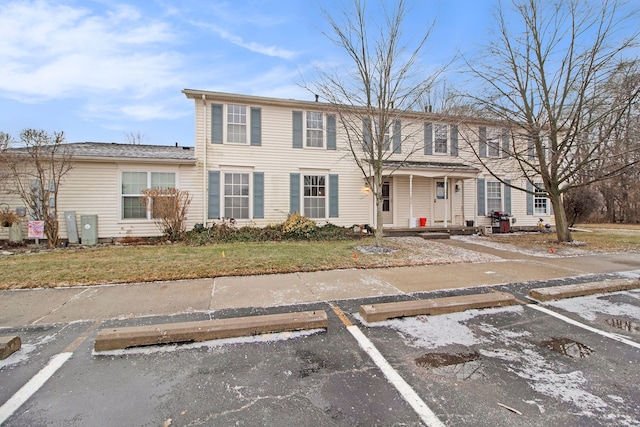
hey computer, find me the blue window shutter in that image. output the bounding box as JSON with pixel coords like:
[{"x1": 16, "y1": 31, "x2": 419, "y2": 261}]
[
  {"x1": 450, "y1": 124, "x2": 458, "y2": 156},
  {"x1": 329, "y1": 174, "x2": 339, "y2": 217},
  {"x1": 526, "y1": 181, "x2": 534, "y2": 215},
  {"x1": 479, "y1": 126, "x2": 487, "y2": 157},
  {"x1": 253, "y1": 172, "x2": 264, "y2": 218},
  {"x1": 211, "y1": 104, "x2": 223, "y2": 144},
  {"x1": 504, "y1": 179, "x2": 511, "y2": 214},
  {"x1": 424, "y1": 122, "x2": 433, "y2": 155},
  {"x1": 363, "y1": 118, "x2": 371, "y2": 151},
  {"x1": 250, "y1": 107, "x2": 261, "y2": 146},
  {"x1": 289, "y1": 173, "x2": 300, "y2": 214},
  {"x1": 393, "y1": 120, "x2": 401, "y2": 154},
  {"x1": 208, "y1": 171, "x2": 220, "y2": 219},
  {"x1": 327, "y1": 115, "x2": 336, "y2": 150},
  {"x1": 502, "y1": 128, "x2": 510, "y2": 157},
  {"x1": 528, "y1": 139, "x2": 535, "y2": 159},
  {"x1": 292, "y1": 111, "x2": 303, "y2": 148},
  {"x1": 477, "y1": 178, "x2": 485, "y2": 216}
]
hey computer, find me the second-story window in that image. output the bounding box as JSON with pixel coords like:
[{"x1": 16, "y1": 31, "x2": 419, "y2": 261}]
[
  {"x1": 434, "y1": 124, "x2": 448, "y2": 154},
  {"x1": 227, "y1": 104, "x2": 247, "y2": 143},
  {"x1": 306, "y1": 112, "x2": 324, "y2": 148},
  {"x1": 487, "y1": 127, "x2": 501, "y2": 157}
]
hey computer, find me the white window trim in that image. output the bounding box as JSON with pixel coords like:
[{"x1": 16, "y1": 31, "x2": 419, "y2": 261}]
[
  {"x1": 302, "y1": 173, "x2": 328, "y2": 219},
  {"x1": 485, "y1": 181, "x2": 503, "y2": 213},
  {"x1": 487, "y1": 127, "x2": 501, "y2": 158},
  {"x1": 533, "y1": 183, "x2": 549, "y2": 215},
  {"x1": 120, "y1": 171, "x2": 179, "y2": 221},
  {"x1": 304, "y1": 111, "x2": 325, "y2": 149},
  {"x1": 221, "y1": 171, "x2": 253, "y2": 220},
  {"x1": 226, "y1": 104, "x2": 248, "y2": 144},
  {"x1": 433, "y1": 123, "x2": 449, "y2": 155}
]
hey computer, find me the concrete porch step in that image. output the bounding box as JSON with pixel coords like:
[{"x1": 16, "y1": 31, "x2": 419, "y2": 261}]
[{"x1": 418, "y1": 232, "x2": 450, "y2": 240}]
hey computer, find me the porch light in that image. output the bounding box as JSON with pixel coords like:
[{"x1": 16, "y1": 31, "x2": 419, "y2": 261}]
[{"x1": 362, "y1": 186, "x2": 371, "y2": 194}]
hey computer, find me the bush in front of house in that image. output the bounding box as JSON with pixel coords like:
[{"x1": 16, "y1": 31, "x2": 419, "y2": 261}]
[{"x1": 184, "y1": 214, "x2": 360, "y2": 245}]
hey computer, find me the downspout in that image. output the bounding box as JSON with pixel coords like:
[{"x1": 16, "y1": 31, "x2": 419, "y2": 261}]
[{"x1": 202, "y1": 94, "x2": 207, "y2": 224}]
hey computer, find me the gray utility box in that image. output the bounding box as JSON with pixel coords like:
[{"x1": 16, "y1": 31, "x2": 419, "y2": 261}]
[{"x1": 80, "y1": 215, "x2": 98, "y2": 245}]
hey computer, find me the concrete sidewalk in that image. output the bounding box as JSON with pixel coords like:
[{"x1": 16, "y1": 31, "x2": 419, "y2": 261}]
[{"x1": 1, "y1": 244, "x2": 639, "y2": 328}]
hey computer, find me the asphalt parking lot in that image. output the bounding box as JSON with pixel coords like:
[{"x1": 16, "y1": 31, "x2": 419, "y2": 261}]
[{"x1": 1, "y1": 279, "x2": 639, "y2": 427}]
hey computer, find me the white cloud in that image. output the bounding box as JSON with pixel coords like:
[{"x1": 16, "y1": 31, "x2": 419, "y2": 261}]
[
  {"x1": 0, "y1": 0, "x2": 184, "y2": 104},
  {"x1": 189, "y1": 20, "x2": 297, "y2": 60}
]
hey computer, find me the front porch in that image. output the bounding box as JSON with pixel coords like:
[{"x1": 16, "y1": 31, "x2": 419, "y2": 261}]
[{"x1": 383, "y1": 225, "x2": 481, "y2": 239}]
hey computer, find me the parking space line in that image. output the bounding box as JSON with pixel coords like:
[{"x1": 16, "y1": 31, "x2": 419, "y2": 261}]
[
  {"x1": 330, "y1": 303, "x2": 444, "y2": 426},
  {"x1": 346, "y1": 325, "x2": 445, "y2": 427},
  {"x1": 526, "y1": 304, "x2": 640, "y2": 349},
  {"x1": 0, "y1": 352, "x2": 72, "y2": 424}
]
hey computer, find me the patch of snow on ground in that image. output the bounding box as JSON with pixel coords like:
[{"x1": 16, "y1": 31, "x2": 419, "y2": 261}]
[
  {"x1": 545, "y1": 292, "x2": 640, "y2": 322},
  {"x1": 364, "y1": 305, "x2": 523, "y2": 349},
  {"x1": 93, "y1": 328, "x2": 325, "y2": 357},
  {"x1": 482, "y1": 347, "x2": 608, "y2": 416},
  {"x1": 0, "y1": 333, "x2": 58, "y2": 369}
]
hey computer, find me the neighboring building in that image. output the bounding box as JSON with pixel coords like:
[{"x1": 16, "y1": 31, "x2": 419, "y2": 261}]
[
  {"x1": 0, "y1": 90, "x2": 554, "y2": 243},
  {"x1": 182, "y1": 89, "x2": 554, "y2": 231},
  {"x1": 0, "y1": 143, "x2": 200, "y2": 241}
]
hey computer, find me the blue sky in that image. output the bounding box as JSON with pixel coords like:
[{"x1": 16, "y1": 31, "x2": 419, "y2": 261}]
[{"x1": 0, "y1": 0, "x2": 632, "y2": 147}]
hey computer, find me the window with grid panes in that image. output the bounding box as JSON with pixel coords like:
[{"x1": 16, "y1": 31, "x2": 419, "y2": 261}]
[
  {"x1": 306, "y1": 112, "x2": 323, "y2": 147},
  {"x1": 486, "y1": 181, "x2": 502, "y2": 213},
  {"x1": 224, "y1": 173, "x2": 249, "y2": 219},
  {"x1": 487, "y1": 127, "x2": 500, "y2": 157},
  {"x1": 534, "y1": 185, "x2": 548, "y2": 215},
  {"x1": 303, "y1": 175, "x2": 326, "y2": 218},
  {"x1": 227, "y1": 104, "x2": 247, "y2": 143},
  {"x1": 434, "y1": 124, "x2": 448, "y2": 153}
]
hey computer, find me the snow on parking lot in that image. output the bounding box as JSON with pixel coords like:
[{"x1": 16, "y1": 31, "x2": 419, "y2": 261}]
[
  {"x1": 545, "y1": 290, "x2": 640, "y2": 322},
  {"x1": 362, "y1": 305, "x2": 638, "y2": 423}
]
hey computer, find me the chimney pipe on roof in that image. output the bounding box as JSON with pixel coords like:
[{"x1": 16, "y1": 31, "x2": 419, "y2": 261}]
[{"x1": 315, "y1": 94, "x2": 319, "y2": 102}]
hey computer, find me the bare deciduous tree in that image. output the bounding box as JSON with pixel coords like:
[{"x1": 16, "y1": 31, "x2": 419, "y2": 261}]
[
  {"x1": 462, "y1": 0, "x2": 639, "y2": 241},
  {"x1": 142, "y1": 187, "x2": 192, "y2": 241},
  {"x1": 4, "y1": 130, "x2": 73, "y2": 247},
  {"x1": 124, "y1": 131, "x2": 147, "y2": 145},
  {"x1": 307, "y1": 0, "x2": 444, "y2": 246}
]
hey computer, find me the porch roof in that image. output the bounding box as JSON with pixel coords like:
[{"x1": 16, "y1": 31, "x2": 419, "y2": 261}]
[{"x1": 373, "y1": 160, "x2": 481, "y2": 179}]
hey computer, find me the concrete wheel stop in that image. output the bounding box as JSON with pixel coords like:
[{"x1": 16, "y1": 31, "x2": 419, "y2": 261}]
[
  {"x1": 0, "y1": 336, "x2": 21, "y2": 360},
  {"x1": 359, "y1": 291, "x2": 516, "y2": 323},
  {"x1": 94, "y1": 310, "x2": 328, "y2": 352},
  {"x1": 528, "y1": 279, "x2": 640, "y2": 302}
]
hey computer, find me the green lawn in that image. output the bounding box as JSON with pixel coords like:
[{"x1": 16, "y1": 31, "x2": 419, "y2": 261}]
[{"x1": 0, "y1": 238, "x2": 415, "y2": 289}]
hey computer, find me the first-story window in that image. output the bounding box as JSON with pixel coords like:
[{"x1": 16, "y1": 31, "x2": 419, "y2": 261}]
[
  {"x1": 224, "y1": 173, "x2": 249, "y2": 219},
  {"x1": 534, "y1": 185, "x2": 548, "y2": 215},
  {"x1": 486, "y1": 181, "x2": 502, "y2": 212},
  {"x1": 304, "y1": 175, "x2": 326, "y2": 218},
  {"x1": 121, "y1": 171, "x2": 176, "y2": 219}
]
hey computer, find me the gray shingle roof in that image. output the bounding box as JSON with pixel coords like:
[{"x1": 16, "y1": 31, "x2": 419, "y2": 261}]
[{"x1": 63, "y1": 142, "x2": 196, "y2": 161}]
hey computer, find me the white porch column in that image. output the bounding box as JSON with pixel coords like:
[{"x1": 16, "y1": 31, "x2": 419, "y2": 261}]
[
  {"x1": 444, "y1": 176, "x2": 448, "y2": 227},
  {"x1": 409, "y1": 175, "x2": 413, "y2": 227}
]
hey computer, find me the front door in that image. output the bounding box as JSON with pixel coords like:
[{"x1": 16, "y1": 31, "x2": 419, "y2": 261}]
[
  {"x1": 434, "y1": 180, "x2": 449, "y2": 224},
  {"x1": 382, "y1": 180, "x2": 393, "y2": 225}
]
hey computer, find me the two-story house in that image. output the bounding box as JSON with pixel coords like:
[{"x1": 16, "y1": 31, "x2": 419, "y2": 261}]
[{"x1": 182, "y1": 89, "x2": 554, "y2": 232}]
